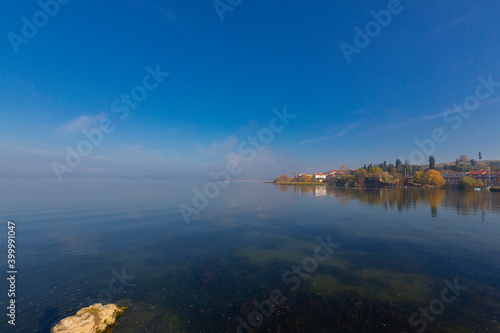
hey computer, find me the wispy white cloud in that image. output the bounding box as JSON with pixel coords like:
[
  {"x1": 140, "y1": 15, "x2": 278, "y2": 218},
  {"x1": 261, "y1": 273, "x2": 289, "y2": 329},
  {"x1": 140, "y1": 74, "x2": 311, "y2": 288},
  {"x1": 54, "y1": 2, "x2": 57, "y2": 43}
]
[
  {"x1": 58, "y1": 113, "x2": 106, "y2": 133},
  {"x1": 434, "y1": 15, "x2": 470, "y2": 34},
  {"x1": 349, "y1": 113, "x2": 440, "y2": 139},
  {"x1": 417, "y1": 4, "x2": 481, "y2": 38},
  {"x1": 193, "y1": 135, "x2": 239, "y2": 157},
  {"x1": 30, "y1": 148, "x2": 63, "y2": 156},
  {"x1": 355, "y1": 107, "x2": 378, "y2": 116},
  {"x1": 125, "y1": 143, "x2": 144, "y2": 151},
  {"x1": 351, "y1": 97, "x2": 500, "y2": 139},
  {"x1": 295, "y1": 122, "x2": 361, "y2": 145},
  {"x1": 295, "y1": 135, "x2": 336, "y2": 146},
  {"x1": 336, "y1": 122, "x2": 360, "y2": 138},
  {"x1": 127, "y1": 1, "x2": 179, "y2": 24},
  {"x1": 479, "y1": 96, "x2": 500, "y2": 109}
]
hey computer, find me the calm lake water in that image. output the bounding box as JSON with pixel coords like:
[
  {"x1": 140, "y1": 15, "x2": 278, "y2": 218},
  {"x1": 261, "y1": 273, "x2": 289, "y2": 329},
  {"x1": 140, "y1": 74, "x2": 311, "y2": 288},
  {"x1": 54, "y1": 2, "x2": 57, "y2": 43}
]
[{"x1": 1, "y1": 179, "x2": 499, "y2": 332}]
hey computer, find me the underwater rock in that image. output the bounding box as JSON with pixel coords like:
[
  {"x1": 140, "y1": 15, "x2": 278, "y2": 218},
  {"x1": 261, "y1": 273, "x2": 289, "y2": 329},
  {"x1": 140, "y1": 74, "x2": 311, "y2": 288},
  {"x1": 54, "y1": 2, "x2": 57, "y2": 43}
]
[{"x1": 51, "y1": 303, "x2": 127, "y2": 333}]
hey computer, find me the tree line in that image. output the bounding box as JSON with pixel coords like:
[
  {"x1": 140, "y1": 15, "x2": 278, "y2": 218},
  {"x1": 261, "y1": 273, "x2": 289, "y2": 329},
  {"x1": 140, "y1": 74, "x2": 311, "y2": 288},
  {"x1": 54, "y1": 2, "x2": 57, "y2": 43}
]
[{"x1": 274, "y1": 156, "x2": 487, "y2": 190}]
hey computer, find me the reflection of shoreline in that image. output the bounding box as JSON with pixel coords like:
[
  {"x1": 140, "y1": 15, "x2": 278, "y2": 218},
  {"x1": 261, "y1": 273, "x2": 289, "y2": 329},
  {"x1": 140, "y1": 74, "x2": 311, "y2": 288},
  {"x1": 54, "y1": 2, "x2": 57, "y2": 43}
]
[
  {"x1": 274, "y1": 185, "x2": 500, "y2": 218},
  {"x1": 314, "y1": 186, "x2": 327, "y2": 197},
  {"x1": 335, "y1": 188, "x2": 500, "y2": 218},
  {"x1": 275, "y1": 184, "x2": 328, "y2": 197}
]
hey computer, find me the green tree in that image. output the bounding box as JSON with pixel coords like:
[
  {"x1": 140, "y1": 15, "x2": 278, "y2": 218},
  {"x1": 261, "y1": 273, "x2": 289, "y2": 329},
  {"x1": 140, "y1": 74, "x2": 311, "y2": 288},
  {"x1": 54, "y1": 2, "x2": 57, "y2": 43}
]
[
  {"x1": 337, "y1": 175, "x2": 355, "y2": 188},
  {"x1": 405, "y1": 161, "x2": 413, "y2": 176},
  {"x1": 429, "y1": 156, "x2": 436, "y2": 170},
  {"x1": 459, "y1": 177, "x2": 484, "y2": 190},
  {"x1": 390, "y1": 169, "x2": 403, "y2": 178},
  {"x1": 413, "y1": 171, "x2": 424, "y2": 184},
  {"x1": 369, "y1": 166, "x2": 383, "y2": 175},
  {"x1": 354, "y1": 168, "x2": 368, "y2": 187},
  {"x1": 396, "y1": 159, "x2": 403, "y2": 172}
]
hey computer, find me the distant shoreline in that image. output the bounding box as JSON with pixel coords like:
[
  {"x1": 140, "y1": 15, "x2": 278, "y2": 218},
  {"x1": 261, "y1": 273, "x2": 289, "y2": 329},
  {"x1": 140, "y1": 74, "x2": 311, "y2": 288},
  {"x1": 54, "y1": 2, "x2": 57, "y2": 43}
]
[
  {"x1": 274, "y1": 182, "x2": 327, "y2": 186},
  {"x1": 229, "y1": 179, "x2": 274, "y2": 182},
  {"x1": 272, "y1": 182, "x2": 500, "y2": 191}
]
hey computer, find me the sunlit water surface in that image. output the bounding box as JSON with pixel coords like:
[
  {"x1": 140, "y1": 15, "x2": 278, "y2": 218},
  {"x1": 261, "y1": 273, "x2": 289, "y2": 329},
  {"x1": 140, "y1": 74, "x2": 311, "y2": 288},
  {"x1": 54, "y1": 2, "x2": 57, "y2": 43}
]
[{"x1": 1, "y1": 179, "x2": 499, "y2": 332}]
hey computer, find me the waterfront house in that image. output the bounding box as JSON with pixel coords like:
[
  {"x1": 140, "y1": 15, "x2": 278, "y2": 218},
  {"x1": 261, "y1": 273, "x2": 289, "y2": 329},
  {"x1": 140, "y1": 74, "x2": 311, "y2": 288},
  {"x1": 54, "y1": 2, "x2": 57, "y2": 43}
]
[
  {"x1": 313, "y1": 173, "x2": 327, "y2": 181},
  {"x1": 441, "y1": 172, "x2": 467, "y2": 186},
  {"x1": 328, "y1": 170, "x2": 343, "y2": 177},
  {"x1": 466, "y1": 170, "x2": 495, "y2": 185}
]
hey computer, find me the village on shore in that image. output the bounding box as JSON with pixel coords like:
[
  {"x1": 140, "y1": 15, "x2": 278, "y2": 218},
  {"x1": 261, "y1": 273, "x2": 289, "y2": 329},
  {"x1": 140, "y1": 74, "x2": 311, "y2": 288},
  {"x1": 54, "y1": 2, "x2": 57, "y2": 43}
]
[{"x1": 274, "y1": 155, "x2": 500, "y2": 191}]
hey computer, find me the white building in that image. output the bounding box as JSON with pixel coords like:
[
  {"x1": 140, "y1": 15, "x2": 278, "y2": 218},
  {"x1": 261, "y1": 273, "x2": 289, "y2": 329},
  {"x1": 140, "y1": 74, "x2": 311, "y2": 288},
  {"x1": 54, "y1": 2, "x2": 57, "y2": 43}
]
[{"x1": 313, "y1": 173, "x2": 327, "y2": 181}]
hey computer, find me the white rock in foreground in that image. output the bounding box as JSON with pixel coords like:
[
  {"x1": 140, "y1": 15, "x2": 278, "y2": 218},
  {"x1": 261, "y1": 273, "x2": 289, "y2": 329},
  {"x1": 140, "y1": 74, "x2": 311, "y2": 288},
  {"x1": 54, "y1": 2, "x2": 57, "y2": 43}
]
[{"x1": 51, "y1": 303, "x2": 127, "y2": 333}]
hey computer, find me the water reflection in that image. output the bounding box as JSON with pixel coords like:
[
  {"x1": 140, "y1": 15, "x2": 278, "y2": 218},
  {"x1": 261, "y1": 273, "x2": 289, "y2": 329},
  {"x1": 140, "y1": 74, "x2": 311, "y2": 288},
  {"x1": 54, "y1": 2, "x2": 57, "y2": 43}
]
[
  {"x1": 276, "y1": 185, "x2": 329, "y2": 197},
  {"x1": 289, "y1": 187, "x2": 500, "y2": 219},
  {"x1": 3, "y1": 180, "x2": 500, "y2": 332}
]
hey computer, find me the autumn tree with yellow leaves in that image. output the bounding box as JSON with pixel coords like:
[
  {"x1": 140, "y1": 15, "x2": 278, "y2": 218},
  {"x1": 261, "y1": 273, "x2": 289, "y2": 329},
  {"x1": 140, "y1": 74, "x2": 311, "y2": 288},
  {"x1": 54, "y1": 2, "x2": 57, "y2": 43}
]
[{"x1": 413, "y1": 170, "x2": 445, "y2": 187}]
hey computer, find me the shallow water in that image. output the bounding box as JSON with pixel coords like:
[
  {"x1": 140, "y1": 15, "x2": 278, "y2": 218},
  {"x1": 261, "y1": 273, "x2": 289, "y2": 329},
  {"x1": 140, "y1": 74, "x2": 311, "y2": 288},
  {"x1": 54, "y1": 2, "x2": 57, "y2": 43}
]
[{"x1": 1, "y1": 179, "x2": 499, "y2": 332}]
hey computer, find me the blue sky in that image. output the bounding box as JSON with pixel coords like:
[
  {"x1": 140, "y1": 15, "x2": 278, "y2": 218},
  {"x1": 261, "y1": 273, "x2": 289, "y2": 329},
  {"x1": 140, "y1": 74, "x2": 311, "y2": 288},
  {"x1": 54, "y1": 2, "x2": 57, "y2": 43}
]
[{"x1": 1, "y1": 0, "x2": 500, "y2": 180}]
